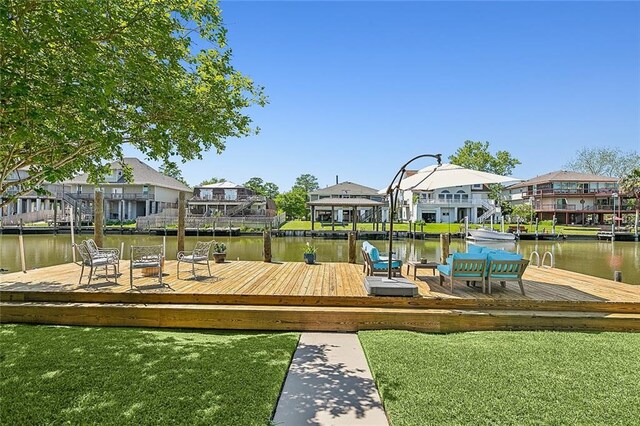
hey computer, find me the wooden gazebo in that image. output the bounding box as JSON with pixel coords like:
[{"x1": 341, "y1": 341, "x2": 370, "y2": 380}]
[{"x1": 307, "y1": 197, "x2": 386, "y2": 231}]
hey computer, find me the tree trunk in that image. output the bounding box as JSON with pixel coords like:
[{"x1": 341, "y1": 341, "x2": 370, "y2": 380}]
[
  {"x1": 94, "y1": 190, "x2": 104, "y2": 248},
  {"x1": 177, "y1": 192, "x2": 186, "y2": 253}
]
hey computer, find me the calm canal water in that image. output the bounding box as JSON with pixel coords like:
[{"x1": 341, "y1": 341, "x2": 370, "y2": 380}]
[{"x1": 0, "y1": 235, "x2": 638, "y2": 284}]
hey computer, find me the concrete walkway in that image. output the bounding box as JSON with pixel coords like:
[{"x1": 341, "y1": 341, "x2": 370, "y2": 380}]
[{"x1": 272, "y1": 333, "x2": 388, "y2": 426}]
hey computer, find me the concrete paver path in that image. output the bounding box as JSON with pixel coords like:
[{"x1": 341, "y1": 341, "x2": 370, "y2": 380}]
[{"x1": 273, "y1": 332, "x2": 388, "y2": 426}]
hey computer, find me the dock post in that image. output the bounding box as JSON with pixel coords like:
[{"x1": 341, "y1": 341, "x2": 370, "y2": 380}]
[
  {"x1": 614, "y1": 271, "x2": 622, "y2": 282},
  {"x1": 19, "y1": 219, "x2": 26, "y2": 273},
  {"x1": 440, "y1": 233, "x2": 450, "y2": 265},
  {"x1": 94, "y1": 190, "x2": 104, "y2": 248},
  {"x1": 348, "y1": 232, "x2": 356, "y2": 264},
  {"x1": 177, "y1": 191, "x2": 186, "y2": 253},
  {"x1": 263, "y1": 229, "x2": 272, "y2": 262}
]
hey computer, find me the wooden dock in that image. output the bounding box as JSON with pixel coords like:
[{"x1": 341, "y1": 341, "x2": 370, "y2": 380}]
[{"x1": 1, "y1": 261, "x2": 639, "y2": 332}]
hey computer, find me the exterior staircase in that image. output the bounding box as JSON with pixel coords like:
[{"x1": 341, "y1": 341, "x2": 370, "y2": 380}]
[
  {"x1": 477, "y1": 199, "x2": 497, "y2": 224},
  {"x1": 226, "y1": 197, "x2": 262, "y2": 217}
]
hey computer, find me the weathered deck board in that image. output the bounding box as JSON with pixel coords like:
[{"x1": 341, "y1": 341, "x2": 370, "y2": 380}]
[
  {"x1": 1, "y1": 260, "x2": 639, "y2": 302},
  {"x1": 2, "y1": 261, "x2": 640, "y2": 332}
]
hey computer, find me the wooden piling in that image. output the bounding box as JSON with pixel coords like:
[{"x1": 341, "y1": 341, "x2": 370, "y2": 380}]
[
  {"x1": 348, "y1": 232, "x2": 357, "y2": 264},
  {"x1": 94, "y1": 190, "x2": 104, "y2": 248},
  {"x1": 177, "y1": 192, "x2": 186, "y2": 253},
  {"x1": 614, "y1": 271, "x2": 622, "y2": 282},
  {"x1": 263, "y1": 230, "x2": 272, "y2": 262},
  {"x1": 440, "y1": 233, "x2": 450, "y2": 265}
]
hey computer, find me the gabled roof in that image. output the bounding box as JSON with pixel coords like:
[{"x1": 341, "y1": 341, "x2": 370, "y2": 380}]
[
  {"x1": 64, "y1": 158, "x2": 192, "y2": 192},
  {"x1": 311, "y1": 181, "x2": 381, "y2": 197},
  {"x1": 508, "y1": 170, "x2": 618, "y2": 189},
  {"x1": 198, "y1": 181, "x2": 244, "y2": 189}
]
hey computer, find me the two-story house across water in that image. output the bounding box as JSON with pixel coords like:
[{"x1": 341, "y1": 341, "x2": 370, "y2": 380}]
[
  {"x1": 63, "y1": 157, "x2": 192, "y2": 221},
  {"x1": 505, "y1": 170, "x2": 627, "y2": 225},
  {"x1": 188, "y1": 181, "x2": 276, "y2": 217}
]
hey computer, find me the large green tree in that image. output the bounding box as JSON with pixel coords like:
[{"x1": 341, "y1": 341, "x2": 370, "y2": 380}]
[
  {"x1": 244, "y1": 177, "x2": 279, "y2": 199},
  {"x1": 293, "y1": 174, "x2": 319, "y2": 193},
  {"x1": 1, "y1": 0, "x2": 266, "y2": 207},
  {"x1": 620, "y1": 167, "x2": 640, "y2": 235},
  {"x1": 275, "y1": 188, "x2": 308, "y2": 219},
  {"x1": 159, "y1": 161, "x2": 188, "y2": 186},
  {"x1": 564, "y1": 147, "x2": 639, "y2": 178},
  {"x1": 449, "y1": 141, "x2": 521, "y2": 176}
]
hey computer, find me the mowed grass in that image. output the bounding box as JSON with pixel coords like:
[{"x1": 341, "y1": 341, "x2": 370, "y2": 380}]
[
  {"x1": 0, "y1": 325, "x2": 298, "y2": 425},
  {"x1": 360, "y1": 330, "x2": 640, "y2": 425}
]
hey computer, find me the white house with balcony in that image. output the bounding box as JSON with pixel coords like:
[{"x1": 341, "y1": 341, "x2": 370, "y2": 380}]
[
  {"x1": 63, "y1": 157, "x2": 192, "y2": 220},
  {"x1": 396, "y1": 164, "x2": 521, "y2": 224}
]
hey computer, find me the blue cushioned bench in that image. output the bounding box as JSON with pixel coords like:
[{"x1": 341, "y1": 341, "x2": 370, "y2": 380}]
[{"x1": 437, "y1": 244, "x2": 529, "y2": 294}]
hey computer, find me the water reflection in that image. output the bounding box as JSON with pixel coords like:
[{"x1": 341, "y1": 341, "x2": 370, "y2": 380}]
[{"x1": 0, "y1": 235, "x2": 638, "y2": 284}]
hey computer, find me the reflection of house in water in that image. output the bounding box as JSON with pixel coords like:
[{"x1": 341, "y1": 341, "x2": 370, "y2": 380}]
[{"x1": 189, "y1": 182, "x2": 276, "y2": 217}]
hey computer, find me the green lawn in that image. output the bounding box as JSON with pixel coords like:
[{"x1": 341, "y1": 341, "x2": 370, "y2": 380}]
[
  {"x1": 0, "y1": 325, "x2": 298, "y2": 425},
  {"x1": 280, "y1": 220, "x2": 462, "y2": 233},
  {"x1": 360, "y1": 330, "x2": 640, "y2": 425},
  {"x1": 279, "y1": 220, "x2": 600, "y2": 235}
]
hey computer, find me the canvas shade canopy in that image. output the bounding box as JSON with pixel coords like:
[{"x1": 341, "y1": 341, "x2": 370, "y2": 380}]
[{"x1": 393, "y1": 163, "x2": 521, "y2": 191}]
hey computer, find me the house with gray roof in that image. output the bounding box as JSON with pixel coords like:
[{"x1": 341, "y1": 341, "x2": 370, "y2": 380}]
[
  {"x1": 505, "y1": 170, "x2": 626, "y2": 225},
  {"x1": 308, "y1": 181, "x2": 386, "y2": 225},
  {"x1": 63, "y1": 158, "x2": 192, "y2": 220}
]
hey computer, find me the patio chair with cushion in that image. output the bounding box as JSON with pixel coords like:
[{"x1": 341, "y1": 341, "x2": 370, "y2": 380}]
[
  {"x1": 437, "y1": 252, "x2": 487, "y2": 293},
  {"x1": 84, "y1": 239, "x2": 120, "y2": 273},
  {"x1": 130, "y1": 245, "x2": 164, "y2": 288},
  {"x1": 177, "y1": 240, "x2": 214, "y2": 279},
  {"x1": 74, "y1": 242, "x2": 119, "y2": 285}
]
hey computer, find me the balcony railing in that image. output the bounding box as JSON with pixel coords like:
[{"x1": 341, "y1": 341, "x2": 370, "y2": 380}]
[
  {"x1": 59, "y1": 192, "x2": 154, "y2": 201},
  {"x1": 418, "y1": 198, "x2": 486, "y2": 205},
  {"x1": 535, "y1": 203, "x2": 634, "y2": 212},
  {"x1": 522, "y1": 188, "x2": 619, "y2": 197},
  {"x1": 189, "y1": 195, "x2": 266, "y2": 203}
]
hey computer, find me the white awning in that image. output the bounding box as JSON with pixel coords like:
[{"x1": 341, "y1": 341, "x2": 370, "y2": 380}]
[{"x1": 385, "y1": 164, "x2": 521, "y2": 192}]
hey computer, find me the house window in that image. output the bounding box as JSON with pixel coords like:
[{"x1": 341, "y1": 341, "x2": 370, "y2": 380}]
[
  {"x1": 472, "y1": 184, "x2": 483, "y2": 190},
  {"x1": 142, "y1": 185, "x2": 149, "y2": 195}
]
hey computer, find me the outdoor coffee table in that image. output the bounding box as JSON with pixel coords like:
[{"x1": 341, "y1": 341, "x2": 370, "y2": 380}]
[{"x1": 406, "y1": 260, "x2": 439, "y2": 279}]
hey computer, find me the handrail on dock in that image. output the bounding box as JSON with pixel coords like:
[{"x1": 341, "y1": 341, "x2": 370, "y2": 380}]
[
  {"x1": 528, "y1": 251, "x2": 540, "y2": 267},
  {"x1": 541, "y1": 251, "x2": 555, "y2": 269}
]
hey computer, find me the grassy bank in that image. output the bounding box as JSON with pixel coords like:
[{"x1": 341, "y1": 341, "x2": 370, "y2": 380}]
[
  {"x1": 279, "y1": 220, "x2": 600, "y2": 235},
  {"x1": 0, "y1": 325, "x2": 298, "y2": 425},
  {"x1": 360, "y1": 330, "x2": 640, "y2": 425}
]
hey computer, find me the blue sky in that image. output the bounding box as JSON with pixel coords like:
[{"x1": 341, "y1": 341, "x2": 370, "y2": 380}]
[{"x1": 124, "y1": 1, "x2": 639, "y2": 191}]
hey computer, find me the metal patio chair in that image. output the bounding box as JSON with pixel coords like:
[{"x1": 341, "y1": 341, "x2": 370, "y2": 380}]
[
  {"x1": 84, "y1": 239, "x2": 120, "y2": 273},
  {"x1": 74, "y1": 242, "x2": 119, "y2": 285},
  {"x1": 130, "y1": 245, "x2": 164, "y2": 288},
  {"x1": 177, "y1": 240, "x2": 214, "y2": 279}
]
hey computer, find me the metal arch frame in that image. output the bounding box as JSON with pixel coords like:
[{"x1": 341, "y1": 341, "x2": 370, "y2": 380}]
[{"x1": 385, "y1": 154, "x2": 442, "y2": 279}]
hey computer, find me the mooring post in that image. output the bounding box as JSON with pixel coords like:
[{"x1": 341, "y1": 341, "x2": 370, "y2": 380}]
[
  {"x1": 263, "y1": 229, "x2": 272, "y2": 262},
  {"x1": 614, "y1": 271, "x2": 622, "y2": 282},
  {"x1": 440, "y1": 233, "x2": 450, "y2": 265},
  {"x1": 348, "y1": 231, "x2": 357, "y2": 264},
  {"x1": 94, "y1": 189, "x2": 104, "y2": 248},
  {"x1": 177, "y1": 191, "x2": 186, "y2": 253},
  {"x1": 19, "y1": 219, "x2": 26, "y2": 273}
]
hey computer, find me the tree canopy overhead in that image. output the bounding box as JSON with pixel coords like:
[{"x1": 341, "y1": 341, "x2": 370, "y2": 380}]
[
  {"x1": 449, "y1": 141, "x2": 521, "y2": 176},
  {"x1": 564, "y1": 147, "x2": 639, "y2": 178},
  {"x1": 1, "y1": 0, "x2": 266, "y2": 206}
]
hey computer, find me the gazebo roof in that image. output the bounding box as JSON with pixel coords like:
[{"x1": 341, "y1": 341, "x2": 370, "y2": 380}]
[{"x1": 307, "y1": 197, "x2": 385, "y2": 207}]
